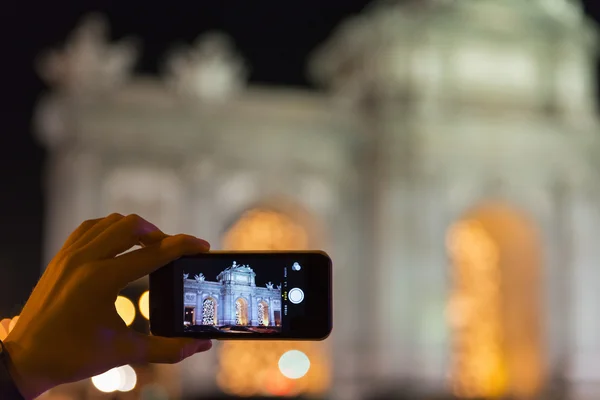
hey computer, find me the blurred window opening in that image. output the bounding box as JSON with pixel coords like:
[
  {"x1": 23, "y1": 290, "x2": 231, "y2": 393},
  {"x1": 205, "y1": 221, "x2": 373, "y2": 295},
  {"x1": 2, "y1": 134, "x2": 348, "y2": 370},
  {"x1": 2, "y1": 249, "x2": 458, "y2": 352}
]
[{"x1": 446, "y1": 203, "x2": 544, "y2": 399}]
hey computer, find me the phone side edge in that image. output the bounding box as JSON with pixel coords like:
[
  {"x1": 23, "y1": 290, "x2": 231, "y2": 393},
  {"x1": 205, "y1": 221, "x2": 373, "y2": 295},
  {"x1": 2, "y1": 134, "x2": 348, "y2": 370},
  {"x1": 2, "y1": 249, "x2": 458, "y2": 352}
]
[{"x1": 149, "y1": 262, "x2": 176, "y2": 337}]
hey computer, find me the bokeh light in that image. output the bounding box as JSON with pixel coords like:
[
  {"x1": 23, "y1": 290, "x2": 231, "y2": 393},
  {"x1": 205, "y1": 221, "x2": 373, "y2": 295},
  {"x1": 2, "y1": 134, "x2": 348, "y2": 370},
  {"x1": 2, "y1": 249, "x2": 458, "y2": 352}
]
[
  {"x1": 446, "y1": 206, "x2": 544, "y2": 399},
  {"x1": 91, "y1": 367, "x2": 124, "y2": 393},
  {"x1": 222, "y1": 209, "x2": 309, "y2": 251},
  {"x1": 139, "y1": 290, "x2": 150, "y2": 320},
  {"x1": 118, "y1": 365, "x2": 137, "y2": 392},
  {"x1": 278, "y1": 350, "x2": 311, "y2": 379},
  {"x1": 91, "y1": 365, "x2": 137, "y2": 393},
  {"x1": 447, "y1": 219, "x2": 506, "y2": 398},
  {"x1": 115, "y1": 296, "x2": 136, "y2": 326}
]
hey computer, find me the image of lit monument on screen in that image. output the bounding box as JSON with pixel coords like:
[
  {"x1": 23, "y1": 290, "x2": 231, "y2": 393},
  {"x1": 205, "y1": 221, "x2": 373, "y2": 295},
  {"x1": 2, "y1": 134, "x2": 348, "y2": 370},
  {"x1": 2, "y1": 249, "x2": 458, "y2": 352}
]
[{"x1": 183, "y1": 261, "x2": 282, "y2": 333}]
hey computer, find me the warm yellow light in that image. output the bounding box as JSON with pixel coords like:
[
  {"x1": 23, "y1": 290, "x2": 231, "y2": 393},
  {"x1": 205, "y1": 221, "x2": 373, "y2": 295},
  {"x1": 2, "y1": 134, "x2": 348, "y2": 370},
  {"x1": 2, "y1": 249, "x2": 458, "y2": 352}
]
[
  {"x1": 222, "y1": 209, "x2": 309, "y2": 251},
  {"x1": 448, "y1": 205, "x2": 546, "y2": 399},
  {"x1": 115, "y1": 296, "x2": 136, "y2": 326},
  {"x1": 0, "y1": 324, "x2": 7, "y2": 341},
  {"x1": 91, "y1": 364, "x2": 137, "y2": 393},
  {"x1": 447, "y1": 219, "x2": 507, "y2": 398},
  {"x1": 8, "y1": 316, "x2": 19, "y2": 333},
  {"x1": 139, "y1": 291, "x2": 150, "y2": 320},
  {"x1": 218, "y1": 341, "x2": 327, "y2": 397}
]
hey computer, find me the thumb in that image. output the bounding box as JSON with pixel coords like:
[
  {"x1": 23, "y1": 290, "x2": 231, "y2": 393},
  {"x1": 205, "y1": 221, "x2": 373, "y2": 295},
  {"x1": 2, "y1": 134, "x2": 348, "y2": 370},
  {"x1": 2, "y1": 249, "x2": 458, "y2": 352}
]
[{"x1": 139, "y1": 336, "x2": 212, "y2": 364}]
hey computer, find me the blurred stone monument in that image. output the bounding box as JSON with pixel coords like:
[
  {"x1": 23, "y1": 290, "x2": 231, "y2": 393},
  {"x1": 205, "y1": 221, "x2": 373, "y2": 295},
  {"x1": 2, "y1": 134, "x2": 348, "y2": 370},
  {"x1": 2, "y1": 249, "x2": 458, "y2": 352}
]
[{"x1": 35, "y1": 1, "x2": 600, "y2": 399}]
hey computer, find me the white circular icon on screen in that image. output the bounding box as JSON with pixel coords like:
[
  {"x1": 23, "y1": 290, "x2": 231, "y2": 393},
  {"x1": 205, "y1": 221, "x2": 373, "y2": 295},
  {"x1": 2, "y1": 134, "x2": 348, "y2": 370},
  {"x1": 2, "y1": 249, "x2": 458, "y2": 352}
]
[
  {"x1": 292, "y1": 262, "x2": 301, "y2": 271},
  {"x1": 288, "y1": 288, "x2": 304, "y2": 304}
]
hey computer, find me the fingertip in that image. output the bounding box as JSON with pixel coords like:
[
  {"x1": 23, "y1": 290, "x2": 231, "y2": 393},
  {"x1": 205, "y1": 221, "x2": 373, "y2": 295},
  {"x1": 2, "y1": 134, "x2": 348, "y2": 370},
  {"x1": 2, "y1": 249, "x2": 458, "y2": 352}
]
[
  {"x1": 197, "y1": 238, "x2": 210, "y2": 250},
  {"x1": 180, "y1": 339, "x2": 212, "y2": 359},
  {"x1": 195, "y1": 339, "x2": 212, "y2": 352}
]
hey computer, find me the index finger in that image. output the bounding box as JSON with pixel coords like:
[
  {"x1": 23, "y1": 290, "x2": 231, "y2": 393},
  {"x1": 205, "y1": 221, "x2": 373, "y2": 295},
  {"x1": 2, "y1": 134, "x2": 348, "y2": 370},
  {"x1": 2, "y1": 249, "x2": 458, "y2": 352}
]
[
  {"x1": 81, "y1": 214, "x2": 168, "y2": 260},
  {"x1": 102, "y1": 234, "x2": 210, "y2": 287},
  {"x1": 60, "y1": 218, "x2": 103, "y2": 252}
]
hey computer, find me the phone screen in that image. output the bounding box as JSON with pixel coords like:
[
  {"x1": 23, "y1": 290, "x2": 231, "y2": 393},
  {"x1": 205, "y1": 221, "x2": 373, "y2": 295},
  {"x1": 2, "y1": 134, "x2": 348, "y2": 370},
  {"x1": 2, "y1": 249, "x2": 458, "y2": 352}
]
[{"x1": 152, "y1": 251, "x2": 331, "y2": 339}]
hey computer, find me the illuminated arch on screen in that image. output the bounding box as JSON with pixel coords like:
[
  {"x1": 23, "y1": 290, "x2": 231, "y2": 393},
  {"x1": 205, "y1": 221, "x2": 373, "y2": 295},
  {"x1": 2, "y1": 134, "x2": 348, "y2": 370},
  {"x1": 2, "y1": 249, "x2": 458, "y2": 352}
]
[
  {"x1": 202, "y1": 297, "x2": 217, "y2": 326},
  {"x1": 258, "y1": 301, "x2": 270, "y2": 326},
  {"x1": 235, "y1": 297, "x2": 249, "y2": 326}
]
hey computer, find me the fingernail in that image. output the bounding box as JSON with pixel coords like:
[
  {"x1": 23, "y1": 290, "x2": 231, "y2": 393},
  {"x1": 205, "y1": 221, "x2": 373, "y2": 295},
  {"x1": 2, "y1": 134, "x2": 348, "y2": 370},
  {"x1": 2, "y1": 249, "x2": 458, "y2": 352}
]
[
  {"x1": 141, "y1": 222, "x2": 161, "y2": 235},
  {"x1": 196, "y1": 238, "x2": 210, "y2": 249},
  {"x1": 145, "y1": 229, "x2": 167, "y2": 239},
  {"x1": 197, "y1": 340, "x2": 212, "y2": 352}
]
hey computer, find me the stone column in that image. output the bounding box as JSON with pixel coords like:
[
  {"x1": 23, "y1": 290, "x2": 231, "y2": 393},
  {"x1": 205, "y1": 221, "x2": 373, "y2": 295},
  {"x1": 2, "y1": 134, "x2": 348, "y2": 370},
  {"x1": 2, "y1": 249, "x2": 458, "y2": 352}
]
[
  {"x1": 181, "y1": 158, "x2": 221, "y2": 246},
  {"x1": 222, "y1": 287, "x2": 234, "y2": 325},
  {"x1": 377, "y1": 180, "x2": 419, "y2": 383},
  {"x1": 412, "y1": 178, "x2": 451, "y2": 388},
  {"x1": 546, "y1": 182, "x2": 572, "y2": 376},
  {"x1": 269, "y1": 298, "x2": 276, "y2": 327},
  {"x1": 325, "y1": 180, "x2": 366, "y2": 400},
  {"x1": 250, "y1": 295, "x2": 258, "y2": 326},
  {"x1": 368, "y1": 100, "x2": 421, "y2": 387},
  {"x1": 568, "y1": 188, "x2": 600, "y2": 400},
  {"x1": 217, "y1": 293, "x2": 223, "y2": 325},
  {"x1": 42, "y1": 148, "x2": 103, "y2": 269}
]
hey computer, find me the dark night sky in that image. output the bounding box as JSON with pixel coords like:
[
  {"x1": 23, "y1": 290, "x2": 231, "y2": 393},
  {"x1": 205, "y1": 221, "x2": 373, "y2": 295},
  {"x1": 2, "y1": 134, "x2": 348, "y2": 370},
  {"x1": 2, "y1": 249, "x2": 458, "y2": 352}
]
[{"x1": 0, "y1": 1, "x2": 598, "y2": 317}]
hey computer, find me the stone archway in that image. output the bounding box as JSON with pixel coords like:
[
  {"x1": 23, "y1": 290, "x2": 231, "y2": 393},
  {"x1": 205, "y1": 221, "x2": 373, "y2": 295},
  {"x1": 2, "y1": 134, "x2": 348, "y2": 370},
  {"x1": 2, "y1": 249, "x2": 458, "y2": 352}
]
[
  {"x1": 235, "y1": 297, "x2": 249, "y2": 326},
  {"x1": 202, "y1": 297, "x2": 217, "y2": 326},
  {"x1": 258, "y1": 300, "x2": 270, "y2": 326},
  {"x1": 221, "y1": 197, "x2": 326, "y2": 250},
  {"x1": 217, "y1": 202, "x2": 330, "y2": 398},
  {"x1": 446, "y1": 202, "x2": 545, "y2": 399}
]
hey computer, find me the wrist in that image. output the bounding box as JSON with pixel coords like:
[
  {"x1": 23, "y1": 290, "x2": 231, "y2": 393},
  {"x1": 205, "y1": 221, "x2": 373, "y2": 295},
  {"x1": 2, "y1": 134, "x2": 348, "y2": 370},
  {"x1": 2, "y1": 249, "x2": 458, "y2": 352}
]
[{"x1": 2, "y1": 340, "x2": 46, "y2": 400}]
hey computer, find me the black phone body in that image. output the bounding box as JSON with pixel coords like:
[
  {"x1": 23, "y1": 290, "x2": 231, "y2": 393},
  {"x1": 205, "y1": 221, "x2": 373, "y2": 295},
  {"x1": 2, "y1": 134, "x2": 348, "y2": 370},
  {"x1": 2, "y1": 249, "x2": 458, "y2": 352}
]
[{"x1": 150, "y1": 250, "x2": 332, "y2": 340}]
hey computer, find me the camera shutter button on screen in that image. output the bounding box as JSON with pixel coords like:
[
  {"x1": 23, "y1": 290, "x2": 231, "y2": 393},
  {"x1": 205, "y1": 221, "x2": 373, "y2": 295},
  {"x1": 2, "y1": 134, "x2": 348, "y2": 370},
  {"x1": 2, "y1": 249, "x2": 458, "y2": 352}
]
[{"x1": 288, "y1": 288, "x2": 304, "y2": 304}]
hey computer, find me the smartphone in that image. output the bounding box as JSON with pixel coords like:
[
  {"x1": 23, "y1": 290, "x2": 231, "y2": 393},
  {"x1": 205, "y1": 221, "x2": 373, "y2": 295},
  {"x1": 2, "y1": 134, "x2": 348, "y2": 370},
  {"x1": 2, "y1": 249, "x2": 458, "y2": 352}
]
[{"x1": 149, "y1": 251, "x2": 332, "y2": 340}]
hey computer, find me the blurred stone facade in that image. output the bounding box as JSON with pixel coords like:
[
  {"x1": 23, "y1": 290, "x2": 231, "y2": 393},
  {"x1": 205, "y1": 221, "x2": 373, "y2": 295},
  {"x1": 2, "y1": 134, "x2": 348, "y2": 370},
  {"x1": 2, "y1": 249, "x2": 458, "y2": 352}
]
[{"x1": 35, "y1": 1, "x2": 600, "y2": 399}]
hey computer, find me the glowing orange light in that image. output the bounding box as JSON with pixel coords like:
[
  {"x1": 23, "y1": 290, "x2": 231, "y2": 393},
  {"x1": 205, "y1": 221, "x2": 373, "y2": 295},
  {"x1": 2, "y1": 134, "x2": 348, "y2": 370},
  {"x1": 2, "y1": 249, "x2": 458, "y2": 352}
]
[
  {"x1": 139, "y1": 291, "x2": 150, "y2": 320},
  {"x1": 115, "y1": 296, "x2": 136, "y2": 326},
  {"x1": 447, "y1": 204, "x2": 544, "y2": 399},
  {"x1": 265, "y1": 371, "x2": 294, "y2": 396},
  {"x1": 447, "y1": 219, "x2": 507, "y2": 398}
]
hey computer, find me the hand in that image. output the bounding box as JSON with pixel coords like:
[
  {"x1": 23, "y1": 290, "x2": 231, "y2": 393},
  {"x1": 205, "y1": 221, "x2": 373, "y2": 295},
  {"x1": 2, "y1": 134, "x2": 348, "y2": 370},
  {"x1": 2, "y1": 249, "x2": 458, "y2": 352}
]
[{"x1": 3, "y1": 213, "x2": 213, "y2": 399}]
